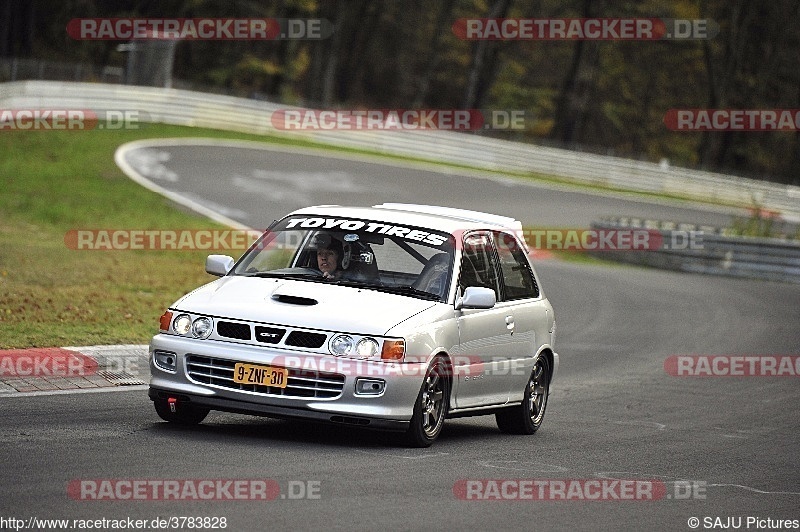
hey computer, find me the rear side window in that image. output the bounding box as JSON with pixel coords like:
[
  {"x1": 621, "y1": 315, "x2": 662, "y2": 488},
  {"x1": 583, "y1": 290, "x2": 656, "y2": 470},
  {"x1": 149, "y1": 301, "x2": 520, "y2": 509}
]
[
  {"x1": 494, "y1": 232, "x2": 539, "y2": 300},
  {"x1": 458, "y1": 232, "x2": 501, "y2": 299}
]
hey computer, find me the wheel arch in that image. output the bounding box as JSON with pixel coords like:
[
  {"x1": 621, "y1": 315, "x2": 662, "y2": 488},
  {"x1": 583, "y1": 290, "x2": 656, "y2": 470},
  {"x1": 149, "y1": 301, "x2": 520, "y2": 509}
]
[
  {"x1": 427, "y1": 349, "x2": 455, "y2": 406},
  {"x1": 535, "y1": 346, "x2": 557, "y2": 382},
  {"x1": 431, "y1": 349, "x2": 454, "y2": 383}
]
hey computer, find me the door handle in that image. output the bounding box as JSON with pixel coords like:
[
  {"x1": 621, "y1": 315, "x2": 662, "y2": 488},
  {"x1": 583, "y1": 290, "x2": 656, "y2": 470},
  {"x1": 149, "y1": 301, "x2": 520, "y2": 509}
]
[{"x1": 505, "y1": 315, "x2": 515, "y2": 332}]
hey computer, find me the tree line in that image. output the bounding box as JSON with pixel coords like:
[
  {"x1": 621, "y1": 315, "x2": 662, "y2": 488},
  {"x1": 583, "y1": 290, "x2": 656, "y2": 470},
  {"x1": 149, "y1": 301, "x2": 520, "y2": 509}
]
[{"x1": 3, "y1": 0, "x2": 798, "y2": 186}]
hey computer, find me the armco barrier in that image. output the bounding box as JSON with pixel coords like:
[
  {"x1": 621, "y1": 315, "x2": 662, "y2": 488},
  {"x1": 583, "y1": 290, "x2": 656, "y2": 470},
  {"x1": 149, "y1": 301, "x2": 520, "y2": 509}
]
[
  {"x1": 2, "y1": 80, "x2": 799, "y2": 221},
  {"x1": 589, "y1": 219, "x2": 800, "y2": 284}
]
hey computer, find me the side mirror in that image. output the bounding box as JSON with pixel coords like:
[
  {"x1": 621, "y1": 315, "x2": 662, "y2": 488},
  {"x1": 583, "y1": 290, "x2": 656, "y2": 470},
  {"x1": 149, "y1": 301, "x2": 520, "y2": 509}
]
[
  {"x1": 455, "y1": 286, "x2": 496, "y2": 310},
  {"x1": 206, "y1": 255, "x2": 235, "y2": 276}
]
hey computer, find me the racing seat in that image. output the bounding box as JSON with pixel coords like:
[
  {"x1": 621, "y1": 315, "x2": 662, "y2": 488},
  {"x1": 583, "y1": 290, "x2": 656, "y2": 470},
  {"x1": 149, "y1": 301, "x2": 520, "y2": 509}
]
[{"x1": 412, "y1": 253, "x2": 451, "y2": 299}]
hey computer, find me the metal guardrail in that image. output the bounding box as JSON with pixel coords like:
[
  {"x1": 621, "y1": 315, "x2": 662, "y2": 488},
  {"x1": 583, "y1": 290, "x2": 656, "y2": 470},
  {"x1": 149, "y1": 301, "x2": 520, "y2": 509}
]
[
  {"x1": 2, "y1": 80, "x2": 799, "y2": 221},
  {"x1": 590, "y1": 218, "x2": 800, "y2": 284},
  {"x1": 0, "y1": 57, "x2": 124, "y2": 84}
]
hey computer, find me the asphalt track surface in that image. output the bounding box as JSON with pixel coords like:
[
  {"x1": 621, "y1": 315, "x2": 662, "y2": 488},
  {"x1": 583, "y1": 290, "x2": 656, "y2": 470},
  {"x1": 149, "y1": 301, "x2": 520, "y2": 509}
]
[{"x1": 2, "y1": 142, "x2": 798, "y2": 531}]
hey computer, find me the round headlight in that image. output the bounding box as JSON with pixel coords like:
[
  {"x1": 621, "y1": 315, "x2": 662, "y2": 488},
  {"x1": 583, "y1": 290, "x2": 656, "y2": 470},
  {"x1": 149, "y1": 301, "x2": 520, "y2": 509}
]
[
  {"x1": 355, "y1": 338, "x2": 379, "y2": 359},
  {"x1": 330, "y1": 334, "x2": 354, "y2": 356},
  {"x1": 191, "y1": 317, "x2": 214, "y2": 339},
  {"x1": 173, "y1": 314, "x2": 192, "y2": 335}
]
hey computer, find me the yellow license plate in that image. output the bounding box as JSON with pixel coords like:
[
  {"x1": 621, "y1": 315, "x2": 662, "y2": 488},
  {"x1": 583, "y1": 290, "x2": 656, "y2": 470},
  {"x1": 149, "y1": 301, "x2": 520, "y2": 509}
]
[{"x1": 233, "y1": 363, "x2": 288, "y2": 388}]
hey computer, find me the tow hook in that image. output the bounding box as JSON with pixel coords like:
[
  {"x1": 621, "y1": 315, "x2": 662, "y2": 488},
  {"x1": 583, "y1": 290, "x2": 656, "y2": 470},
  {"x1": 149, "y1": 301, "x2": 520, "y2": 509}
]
[{"x1": 168, "y1": 397, "x2": 177, "y2": 413}]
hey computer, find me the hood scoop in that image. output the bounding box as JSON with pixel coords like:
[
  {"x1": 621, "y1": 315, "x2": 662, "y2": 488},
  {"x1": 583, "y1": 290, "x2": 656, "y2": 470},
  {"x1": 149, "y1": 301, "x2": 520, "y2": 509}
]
[{"x1": 271, "y1": 293, "x2": 318, "y2": 306}]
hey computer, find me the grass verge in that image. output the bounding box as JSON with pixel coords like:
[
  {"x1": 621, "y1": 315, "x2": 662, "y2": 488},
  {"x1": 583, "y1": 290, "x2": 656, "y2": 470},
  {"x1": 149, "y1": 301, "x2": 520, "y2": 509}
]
[{"x1": 0, "y1": 125, "x2": 317, "y2": 349}]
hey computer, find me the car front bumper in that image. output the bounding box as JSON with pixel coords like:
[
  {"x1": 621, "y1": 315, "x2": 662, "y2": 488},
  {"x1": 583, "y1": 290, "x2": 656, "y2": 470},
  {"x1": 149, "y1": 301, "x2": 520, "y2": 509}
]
[{"x1": 149, "y1": 334, "x2": 427, "y2": 430}]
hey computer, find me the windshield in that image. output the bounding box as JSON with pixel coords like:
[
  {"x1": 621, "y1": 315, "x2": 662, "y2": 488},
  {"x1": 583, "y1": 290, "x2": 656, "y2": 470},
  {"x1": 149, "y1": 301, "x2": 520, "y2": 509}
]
[{"x1": 232, "y1": 215, "x2": 455, "y2": 301}]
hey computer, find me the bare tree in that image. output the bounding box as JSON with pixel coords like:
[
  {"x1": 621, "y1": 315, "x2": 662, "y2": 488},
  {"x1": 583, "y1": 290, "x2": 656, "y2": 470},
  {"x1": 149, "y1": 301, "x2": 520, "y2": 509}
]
[
  {"x1": 463, "y1": 0, "x2": 513, "y2": 110},
  {"x1": 413, "y1": 0, "x2": 457, "y2": 107},
  {"x1": 550, "y1": 0, "x2": 600, "y2": 145}
]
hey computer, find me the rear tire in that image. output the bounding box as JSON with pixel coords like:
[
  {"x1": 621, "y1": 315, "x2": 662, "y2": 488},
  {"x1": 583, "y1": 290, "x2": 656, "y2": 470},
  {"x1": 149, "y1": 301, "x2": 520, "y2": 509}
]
[
  {"x1": 153, "y1": 398, "x2": 209, "y2": 425},
  {"x1": 403, "y1": 356, "x2": 450, "y2": 447},
  {"x1": 496, "y1": 355, "x2": 550, "y2": 435}
]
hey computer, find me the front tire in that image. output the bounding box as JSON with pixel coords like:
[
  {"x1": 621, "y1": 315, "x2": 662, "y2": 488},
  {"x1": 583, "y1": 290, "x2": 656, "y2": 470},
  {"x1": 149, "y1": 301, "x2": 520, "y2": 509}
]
[
  {"x1": 404, "y1": 356, "x2": 450, "y2": 447},
  {"x1": 496, "y1": 355, "x2": 550, "y2": 435},
  {"x1": 153, "y1": 398, "x2": 209, "y2": 425}
]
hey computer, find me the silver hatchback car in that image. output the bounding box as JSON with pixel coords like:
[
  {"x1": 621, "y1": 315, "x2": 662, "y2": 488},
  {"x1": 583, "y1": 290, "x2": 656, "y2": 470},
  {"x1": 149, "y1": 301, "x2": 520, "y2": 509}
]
[{"x1": 149, "y1": 203, "x2": 558, "y2": 446}]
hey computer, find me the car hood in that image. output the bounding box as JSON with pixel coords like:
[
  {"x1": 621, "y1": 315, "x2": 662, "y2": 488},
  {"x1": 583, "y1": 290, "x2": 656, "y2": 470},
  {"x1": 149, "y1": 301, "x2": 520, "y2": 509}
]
[{"x1": 172, "y1": 276, "x2": 438, "y2": 336}]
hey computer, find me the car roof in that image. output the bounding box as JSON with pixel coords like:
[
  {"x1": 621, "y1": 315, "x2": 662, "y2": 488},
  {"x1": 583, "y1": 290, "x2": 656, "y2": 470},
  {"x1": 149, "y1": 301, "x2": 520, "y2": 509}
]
[{"x1": 287, "y1": 203, "x2": 523, "y2": 235}]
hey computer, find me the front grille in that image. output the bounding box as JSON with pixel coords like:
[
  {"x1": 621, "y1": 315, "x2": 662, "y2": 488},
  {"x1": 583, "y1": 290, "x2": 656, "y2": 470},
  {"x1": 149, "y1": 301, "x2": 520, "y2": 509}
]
[
  {"x1": 285, "y1": 331, "x2": 327, "y2": 348},
  {"x1": 185, "y1": 355, "x2": 345, "y2": 399},
  {"x1": 213, "y1": 319, "x2": 327, "y2": 351},
  {"x1": 217, "y1": 321, "x2": 251, "y2": 340}
]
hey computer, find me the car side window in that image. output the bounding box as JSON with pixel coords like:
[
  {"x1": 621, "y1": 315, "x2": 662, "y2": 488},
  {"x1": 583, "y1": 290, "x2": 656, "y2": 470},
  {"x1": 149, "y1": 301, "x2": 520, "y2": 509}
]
[
  {"x1": 494, "y1": 231, "x2": 539, "y2": 299},
  {"x1": 458, "y1": 232, "x2": 501, "y2": 298}
]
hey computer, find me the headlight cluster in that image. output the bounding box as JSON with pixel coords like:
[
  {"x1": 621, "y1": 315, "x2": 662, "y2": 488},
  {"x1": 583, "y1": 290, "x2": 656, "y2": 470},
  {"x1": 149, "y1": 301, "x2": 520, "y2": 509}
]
[
  {"x1": 328, "y1": 334, "x2": 404, "y2": 361},
  {"x1": 169, "y1": 312, "x2": 214, "y2": 339}
]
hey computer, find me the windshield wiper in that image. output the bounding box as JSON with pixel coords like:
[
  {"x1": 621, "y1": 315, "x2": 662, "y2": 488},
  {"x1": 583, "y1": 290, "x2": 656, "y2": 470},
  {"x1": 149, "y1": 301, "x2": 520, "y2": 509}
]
[
  {"x1": 374, "y1": 285, "x2": 442, "y2": 301},
  {"x1": 241, "y1": 270, "x2": 321, "y2": 280}
]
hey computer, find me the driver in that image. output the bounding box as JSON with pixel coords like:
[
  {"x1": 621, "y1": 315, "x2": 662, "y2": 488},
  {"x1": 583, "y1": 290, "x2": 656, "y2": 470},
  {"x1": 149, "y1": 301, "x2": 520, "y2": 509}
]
[{"x1": 316, "y1": 237, "x2": 344, "y2": 279}]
